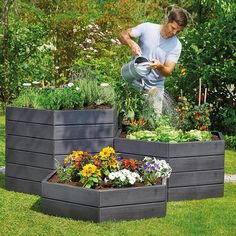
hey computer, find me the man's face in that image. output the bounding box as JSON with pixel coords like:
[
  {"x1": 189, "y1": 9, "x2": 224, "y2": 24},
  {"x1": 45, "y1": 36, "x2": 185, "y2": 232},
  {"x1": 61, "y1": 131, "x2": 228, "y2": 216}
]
[{"x1": 164, "y1": 21, "x2": 185, "y2": 38}]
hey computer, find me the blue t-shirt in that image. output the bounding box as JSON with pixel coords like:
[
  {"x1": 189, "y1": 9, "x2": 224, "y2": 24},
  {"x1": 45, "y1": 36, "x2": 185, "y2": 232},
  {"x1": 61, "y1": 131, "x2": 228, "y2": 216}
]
[{"x1": 132, "y1": 22, "x2": 182, "y2": 89}]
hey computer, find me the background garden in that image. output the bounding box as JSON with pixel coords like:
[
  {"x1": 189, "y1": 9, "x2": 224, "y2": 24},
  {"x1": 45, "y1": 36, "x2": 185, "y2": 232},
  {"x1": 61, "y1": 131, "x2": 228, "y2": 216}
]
[{"x1": 0, "y1": 0, "x2": 236, "y2": 235}]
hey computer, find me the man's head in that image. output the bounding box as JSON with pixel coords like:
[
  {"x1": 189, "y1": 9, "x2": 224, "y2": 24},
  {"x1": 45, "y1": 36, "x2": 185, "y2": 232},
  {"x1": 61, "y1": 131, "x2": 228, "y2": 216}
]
[{"x1": 162, "y1": 8, "x2": 188, "y2": 38}]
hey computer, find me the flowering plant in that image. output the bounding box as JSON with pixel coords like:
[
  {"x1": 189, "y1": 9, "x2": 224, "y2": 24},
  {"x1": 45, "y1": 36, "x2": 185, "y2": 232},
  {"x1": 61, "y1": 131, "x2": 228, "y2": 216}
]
[
  {"x1": 56, "y1": 146, "x2": 172, "y2": 189},
  {"x1": 141, "y1": 157, "x2": 172, "y2": 186}
]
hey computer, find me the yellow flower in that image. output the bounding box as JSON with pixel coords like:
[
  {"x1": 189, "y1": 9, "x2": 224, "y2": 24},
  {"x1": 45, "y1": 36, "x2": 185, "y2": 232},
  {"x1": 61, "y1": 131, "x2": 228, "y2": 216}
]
[
  {"x1": 99, "y1": 146, "x2": 115, "y2": 158},
  {"x1": 110, "y1": 157, "x2": 117, "y2": 169},
  {"x1": 181, "y1": 68, "x2": 187, "y2": 76},
  {"x1": 96, "y1": 169, "x2": 101, "y2": 177},
  {"x1": 81, "y1": 164, "x2": 97, "y2": 177}
]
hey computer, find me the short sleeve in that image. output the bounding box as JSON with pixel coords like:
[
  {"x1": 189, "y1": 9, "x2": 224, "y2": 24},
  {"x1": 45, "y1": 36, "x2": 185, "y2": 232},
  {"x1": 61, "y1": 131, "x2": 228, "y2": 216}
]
[
  {"x1": 166, "y1": 41, "x2": 182, "y2": 63},
  {"x1": 131, "y1": 23, "x2": 149, "y2": 38}
]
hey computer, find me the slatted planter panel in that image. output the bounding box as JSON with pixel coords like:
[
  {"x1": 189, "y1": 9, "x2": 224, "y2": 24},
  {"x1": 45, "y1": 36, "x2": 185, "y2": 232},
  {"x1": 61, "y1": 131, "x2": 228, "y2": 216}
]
[
  {"x1": 5, "y1": 106, "x2": 118, "y2": 195},
  {"x1": 114, "y1": 132, "x2": 225, "y2": 201},
  {"x1": 41, "y1": 171, "x2": 167, "y2": 222}
]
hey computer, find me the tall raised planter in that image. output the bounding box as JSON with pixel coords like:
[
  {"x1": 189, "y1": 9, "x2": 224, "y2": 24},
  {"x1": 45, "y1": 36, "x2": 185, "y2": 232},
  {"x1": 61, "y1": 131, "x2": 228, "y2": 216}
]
[
  {"x1": 114, "y1": 132, "x2": 225, "y2": 201},
  {"x1": 5, "y1": 106, "x2": 118, "y2": 195},
  {"x1": 41, "y1": 171, "x2": 167, "y2": 222}
]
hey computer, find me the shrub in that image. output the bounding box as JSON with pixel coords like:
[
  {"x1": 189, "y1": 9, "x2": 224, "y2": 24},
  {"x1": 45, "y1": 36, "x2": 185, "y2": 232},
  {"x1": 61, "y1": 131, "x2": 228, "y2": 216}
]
[{"x1": 225, "y1": 135, "x2": 236, "y2": 150}]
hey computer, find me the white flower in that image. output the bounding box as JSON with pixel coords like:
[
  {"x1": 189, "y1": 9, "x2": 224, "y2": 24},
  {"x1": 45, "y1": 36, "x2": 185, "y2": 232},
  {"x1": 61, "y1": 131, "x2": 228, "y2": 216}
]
[
  {"x1": 67, "y1": 82, "x2": 74, "y2": 87},
  {"x1": 111, "y1": 39, "x2": 117, "y2": 44},
  {"x1": 55, "y1": 66, "x2": 59, "y2": 70},
  {"x1": 22, "y1": 83, "x2": 32, "y2": 87},
  {"x1": 119, "y1": 174, "x2": 126, "y2": 182},
  {"x1": 32, "y1": 81, "x2": 40, "y2": 85},
  {"x1": 76, "y1": 87, "x2": 80, "y2": 91},
  {"x1": 100, "y1": 83, "x2": 109, "y2": 87},
  {"x1": 108, "y1": 172, "x2": 116, "y2": 180},
  {"x1": 85, "y1": 38, "x2": 92, "y2": 43},
  {"x1": 128, "y1": 177, "x2": 136, "y2": 185},
  {"x1": 86, "y1": 55, "x2": 91, "y2": 58}
]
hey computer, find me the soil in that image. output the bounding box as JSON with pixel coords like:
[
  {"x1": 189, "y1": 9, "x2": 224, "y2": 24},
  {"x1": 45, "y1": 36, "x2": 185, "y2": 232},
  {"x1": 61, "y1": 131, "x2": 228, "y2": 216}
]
[
  {"x1": 49, "y1": 174, "x2": 162, "y2": 190},
  {"x1": 84, "y1": 104, "x2": 112, "y2": 110}
]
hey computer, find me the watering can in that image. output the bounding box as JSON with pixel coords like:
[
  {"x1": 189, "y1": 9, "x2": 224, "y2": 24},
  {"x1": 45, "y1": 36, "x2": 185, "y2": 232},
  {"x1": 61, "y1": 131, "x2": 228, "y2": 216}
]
[{"x1": 121, "y1": 56, "x2": 151, "y2": 88}]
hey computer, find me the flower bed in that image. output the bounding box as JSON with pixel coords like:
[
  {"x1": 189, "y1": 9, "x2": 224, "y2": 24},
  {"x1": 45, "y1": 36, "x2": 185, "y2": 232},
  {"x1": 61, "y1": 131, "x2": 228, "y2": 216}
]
[{"x1": 41, "y1": 147, "x2": 170, "y2": 222}]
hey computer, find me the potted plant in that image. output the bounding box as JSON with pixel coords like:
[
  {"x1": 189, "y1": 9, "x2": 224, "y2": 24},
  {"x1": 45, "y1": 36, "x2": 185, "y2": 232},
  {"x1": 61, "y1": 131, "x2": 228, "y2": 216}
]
[
  {"x1": 114, "y1": 111, "x2": 225, "y2": 201},
  {"x1": 6, "y1": 79, "x2": 118, "y2": 195},
  {"x1": 41, "y1": 147, "x2": 171, "y2": 222}
]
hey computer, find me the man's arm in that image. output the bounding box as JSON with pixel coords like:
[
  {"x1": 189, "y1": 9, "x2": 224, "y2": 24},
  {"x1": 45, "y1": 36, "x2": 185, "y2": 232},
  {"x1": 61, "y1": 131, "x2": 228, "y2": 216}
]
[
  {"x1": 119, "y1": 29, "x2": 142, "y2": 56},
  {"x1": 150, "y1": 59, "x2": 176, "y2": 77}
]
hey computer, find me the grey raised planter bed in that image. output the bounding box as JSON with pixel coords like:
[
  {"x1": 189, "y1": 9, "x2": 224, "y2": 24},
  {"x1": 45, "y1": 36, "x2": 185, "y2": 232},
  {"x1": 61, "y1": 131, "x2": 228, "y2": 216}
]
[
  {"x1": 114, "y1": 132, "x2": 225, "y2": 201},
  {"x1": 41, "y1": 171, "x2": 167, "y2": 222},
  {"x1": 5, "y1": 106, "x2": 118, "y2": 195}
]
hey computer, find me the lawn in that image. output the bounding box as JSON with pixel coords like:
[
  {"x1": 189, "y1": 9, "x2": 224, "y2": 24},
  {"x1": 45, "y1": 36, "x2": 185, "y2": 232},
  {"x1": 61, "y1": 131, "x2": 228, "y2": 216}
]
[{"x1": 0, "y1": 174, "x2": 235, "y2": 236}]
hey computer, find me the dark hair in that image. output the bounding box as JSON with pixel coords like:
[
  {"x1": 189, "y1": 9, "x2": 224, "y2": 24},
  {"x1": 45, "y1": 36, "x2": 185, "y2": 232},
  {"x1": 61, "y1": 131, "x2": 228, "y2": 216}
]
[{"x1": 168, "y1": 8, "x2": 188, "y2": 27}]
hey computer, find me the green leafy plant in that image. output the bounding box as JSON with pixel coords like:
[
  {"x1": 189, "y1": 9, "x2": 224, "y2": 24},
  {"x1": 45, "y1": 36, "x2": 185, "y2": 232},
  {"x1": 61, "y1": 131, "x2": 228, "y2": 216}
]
[{"x1": 12, "y1": 79, "x2": 115, "y2": 110}]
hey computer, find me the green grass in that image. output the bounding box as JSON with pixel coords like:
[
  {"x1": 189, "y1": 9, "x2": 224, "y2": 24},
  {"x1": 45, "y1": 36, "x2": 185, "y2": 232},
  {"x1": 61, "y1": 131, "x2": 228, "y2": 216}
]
[
  {"x1": 0, "y1": 114, "x2": 5, "y2": 166},
  {"x1": 225, "y1": 150, "x2": 236, "y2": 174},
  {"x1": 0, "y1": 174, "x2": 235, "y2": 236},
  {"x1": 0, "y1": 114, "x2": 235, "y2": 174}
]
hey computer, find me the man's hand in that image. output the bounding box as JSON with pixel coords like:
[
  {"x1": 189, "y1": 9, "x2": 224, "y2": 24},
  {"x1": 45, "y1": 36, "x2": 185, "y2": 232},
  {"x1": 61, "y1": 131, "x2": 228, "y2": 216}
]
[
  {"x1": 149, "y1": 59, "x2": 162, "y2": 70},
  {"x1": 130, "y1": 41, "x2": 142, "y2": 56}
]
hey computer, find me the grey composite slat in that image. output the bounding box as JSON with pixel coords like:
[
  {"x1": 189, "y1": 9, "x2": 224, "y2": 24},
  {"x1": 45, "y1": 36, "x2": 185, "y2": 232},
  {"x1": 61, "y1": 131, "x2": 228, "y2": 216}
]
[
  {"x1": 168, "y1": 140, "x2": 225, "y2": 157},
  {"x1": 6, "y1": 149, "x2": 54, "y2": 169},
  {"x1": 99, "y1": 185, "x2": 166, "y2": 207},
  {"x1": 168, "y1": 184, "x2": 224, "y2": 201},
  {"x1": 42, "y1": 181, "x2": 100, "y2": 207},
  {"x1": 6, "y1": 163, "x2": 53, "y2": 181},
  {"x1": 6, "y1": 135, "x2": 54, "y2": 154},
  {"x1": 41, "y1": 198, "x2": 99, "y2": 222},
  {"x1": 169, "y1": 155, "x2": 224, "y2": 172},
  {"x1": 54, "y1": 124, "x2": 116, "y2": 139},
  {"x1": 7, "y1": 121, "x2": 53, "y2": 139},
  {"x1": 99, "y1": 202, "x2": 166, "y2": 222},
  {"x1": 54, "y1": 138, "x2": 114, "y2": 154},
  {"x1": 53, "y1": 108, "x2": 117, "y2": 125},
  {"x1": 5, "y1": 176, "x2": 41, "y2": 195},
  {"x1": 168, "y1": 169, "x2": 224, "y2": 187},
  {"x1": 6, "y1": 106, "x2": 54, "y2": 124},
  {"x1": 114, "y1": 137, "x2": 169, "y2": 157}
]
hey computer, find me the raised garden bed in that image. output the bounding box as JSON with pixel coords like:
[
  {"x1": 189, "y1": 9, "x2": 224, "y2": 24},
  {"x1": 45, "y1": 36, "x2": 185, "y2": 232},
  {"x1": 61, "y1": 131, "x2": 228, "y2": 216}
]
[
  {"x1": 41, "y1": 171, "x2": 167, "y2": 222},
  {"x1": 5, "y1": 106, "x2": 118, "y2": 195},
  {"x1": 114, "y1": 132, "x2": 225, "y2": 201}
]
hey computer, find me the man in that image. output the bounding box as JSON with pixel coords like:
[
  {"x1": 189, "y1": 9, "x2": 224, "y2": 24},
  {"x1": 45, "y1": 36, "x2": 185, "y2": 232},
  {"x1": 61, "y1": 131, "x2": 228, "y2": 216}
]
[{"x1": 119, "y1": 8, "x2": 188, "y2": 115}]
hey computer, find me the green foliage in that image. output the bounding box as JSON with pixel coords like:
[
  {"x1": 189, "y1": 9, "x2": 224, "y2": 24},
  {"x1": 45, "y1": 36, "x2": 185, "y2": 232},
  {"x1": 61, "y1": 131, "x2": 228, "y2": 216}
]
[
  {"x1": 166, "y1": 10, "x2": 236, "y2": 135},
  {"x1": 55, "y1": 162, "x2": 73, "y2": 183},
  {"x1": 127, "y1": 117, "x2": 213, "y2": 143},
  {"x1": 12, "y1": 79, "x2": 115, "y2": 110},
  {"x1": 225, "y1": 135, "x2": 236, "y2": 150}
]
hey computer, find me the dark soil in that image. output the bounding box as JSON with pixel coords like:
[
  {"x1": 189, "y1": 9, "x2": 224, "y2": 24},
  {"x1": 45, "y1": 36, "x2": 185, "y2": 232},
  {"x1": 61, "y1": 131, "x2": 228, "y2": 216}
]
[
  {"x1": 49, "y1": 174, "x2": 162, "y2": 190},
  {"x1": 84, "y1": 104, "x2": 112, "y2": 109}
]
